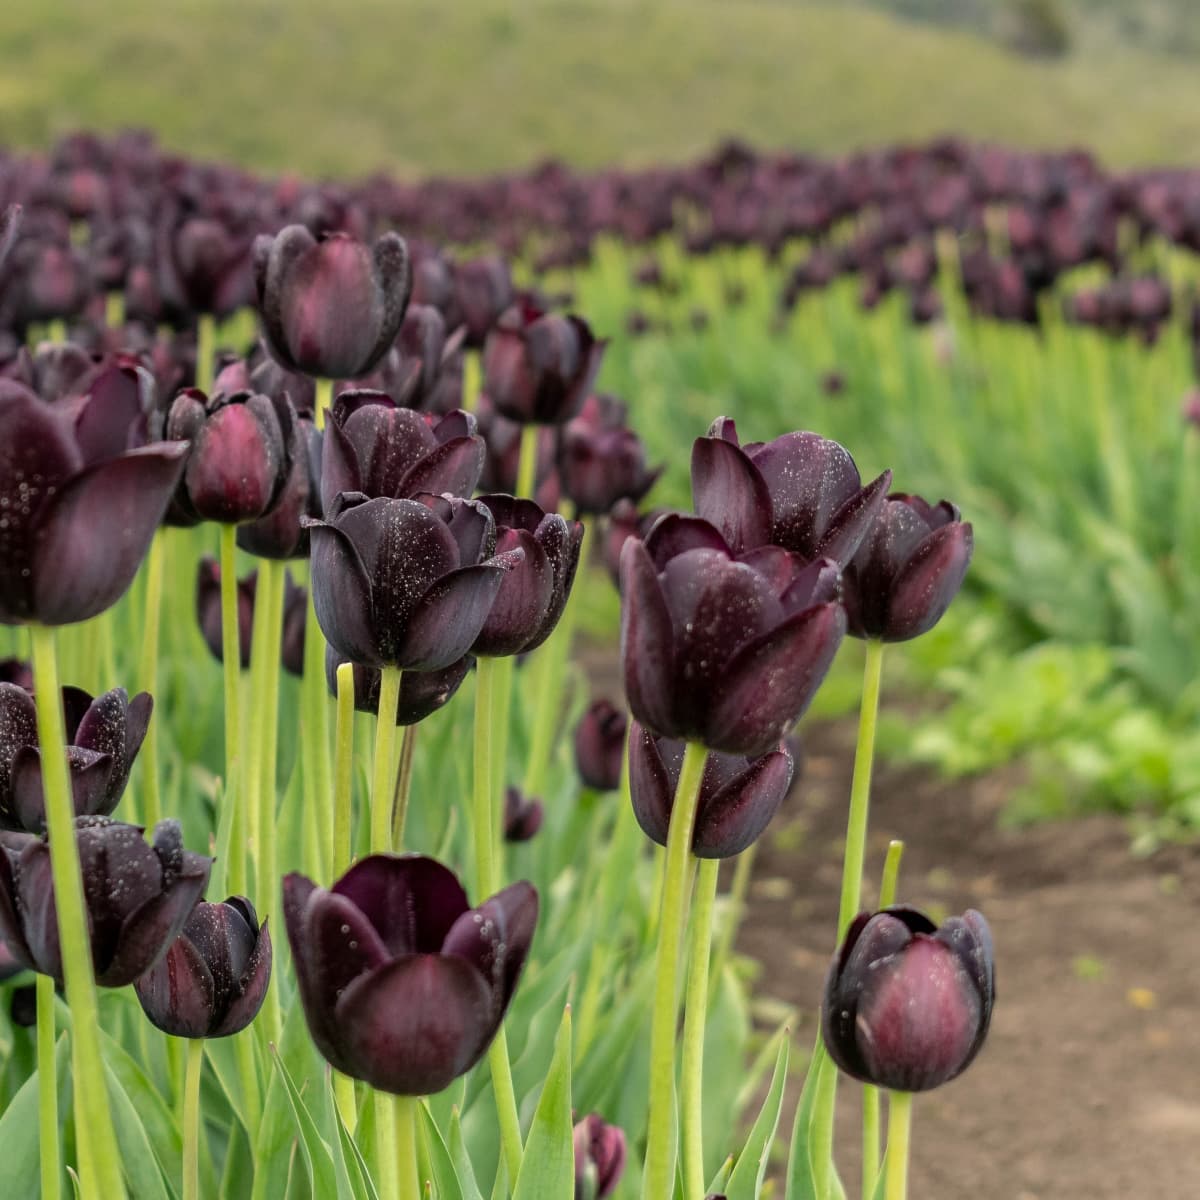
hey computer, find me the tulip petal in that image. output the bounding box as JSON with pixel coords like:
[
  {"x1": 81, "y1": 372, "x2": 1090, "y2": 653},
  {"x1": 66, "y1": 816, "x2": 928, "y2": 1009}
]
[
  {"x1": 618, "y1": 539, "x2": 676, "y2": 737},
  {"x1": 401, "y1": 558, "x2": 516, "y2": 670},
  {"x1": 135, "y1": 934, "x2": 217, "y2": 1038},
  {"x1": 0, "y1": 682, "x2": 39, "y2": 814},
  {"x1": 471, "y1": 529, "x2": 551, "y2": 658},
  {"x1": 398, "y1": 436, "x2": 485, "y2": 501},
  {"x1": 694, "y1": 748, "x2": 793, "y2": 858},
  {"x1": 212, "y1": 918, "x2": 274, "y2": 1038},
  {"x1": 442, "y1": 881, "x2": 538, "y2": 1006},
  {"x1": 816, "y1": 469, "x2": 892, "y2": 567},
  {"x1": 627, "y1": 723, "x2": 673, "y2": 848},
  {"x1": 10, "y1": 745, "x2": 115, "y2": 832},
  {"x1": 885, "y1": 522, "x2": 973, "y2": 641},
  {"x1": 0, "y1": 846, "x2": 36, "y2": 969},
  {"x1": 691, "y1": 435, "x2": 773, "y2": 554},
  {"x1": 306, "y1": 518, "x2": 382, "y2": 666}
]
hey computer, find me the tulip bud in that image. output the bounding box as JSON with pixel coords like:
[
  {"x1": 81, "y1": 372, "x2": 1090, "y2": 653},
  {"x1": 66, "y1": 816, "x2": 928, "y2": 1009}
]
[
  {"x1": 503, "y1": 788, "x2": 543, "y2": 843},
  {"x1": 559, "y1": 394, "x2": 661, "y2": 516},
  {"x1": 573, "y1": 1114, "x2": 627, "y2": 1200},
  {"x1": 450, "y1": 256, "x2": 513, "y2": 349},
  {"x1": 573, "y1": 700, "x2": 627, "y2": 792},
  {"x1": 238, "y1": 411, "x2": 320, "y2": 559},
  {"x1": 157, "y1": 215, "x2": 254, "y2": 319},
  {"x1": 0, "y1": 660, "x2": 33, "y2": 691}
]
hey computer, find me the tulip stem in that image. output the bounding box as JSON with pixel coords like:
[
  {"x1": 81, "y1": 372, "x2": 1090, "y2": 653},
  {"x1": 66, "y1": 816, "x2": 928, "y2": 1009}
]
[
  {"x1": 642, "y1": 739, "x2": 709, "y2": 1200},
  {"x1": 104, "y1": 291, "x2": 124, "y2": 330},
  {"x1": 514, "y1": 422, "x2": 540, "y2": 500},
  {"x1": 489, "y1": 653, "x2": 515, "y2": 880},
  {"x1": 462, "y1": 350, "x2": 481, "y2": 415},
  {"x1": 884, "y1": 1091, "x2": 913, "y2": 1200},
  {"x1": 709, "y1": 840, "x2": 756, "y2": 998},
  {"x1": 334, "y1": 1073, "x2": 358, "y2": 1136},
  {"x1": 301, "y1": 581, "x2": 334, "y2": 877},
  {"x1": 196, "y1": 314, "x2": 216, "y2": 394},
  {"x1": 314, "y1": 377, "x2": 333, "y2": 432},
  {"x1": 136, "y1": 530, "x2": 166, "y2": 830},
  {"x1": 375, "y1": 1091, "x2": 399, "y2": 1200},
  {"x1": 333, "y1": 663, "x2": 356, "y2": 875},
  {"x1": 395, "y1": 1095, "x2": 421, "y2": 1200},
  {"x1": 878, "y1": 839, "x2": 905, "y2": 909},
  {"x1": 219, "y1": 524, "x2": 247, "y2": 899},
  {"x1": 37, "y1": 974, "x2": 60, "y2": 1200},
  {"x1": 29, "y1": 624, "x2": 127, "y2": 1200},
  {"x1": 370, "y1": 668, "x2": 403, "y2": 853},
  {"x1": 182, "y1": 1039, "x2": 204, "y2": 1200},
  {"x1": 391, "y1": 723, "x2": 418, "y2": 851},
  {"x1": 681, "y1": 855, "x2": 720, "y2": 1199}
]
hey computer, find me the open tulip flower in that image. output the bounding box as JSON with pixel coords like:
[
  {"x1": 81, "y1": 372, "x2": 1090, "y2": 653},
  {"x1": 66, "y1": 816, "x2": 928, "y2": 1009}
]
[
  {"x1": 574, "y1": 699, "x2": 628, "y2": 792},
  {"x1": 0, "y1": 380, "x2": 187, "y2": 626},
  {"x1": 0, "y1": 816, "x2": 212, "y2": 987},
  {"x1": 283, "y1": 854, "x2": 537, "y2": 1095},
  {"x1": 325, "y1": 645, "x2": 473, "y2": 726},
  {"x1": 0, "y1": 682, "x2": 152, "y2": 833},
  {"x1": 619, "y1": 511, "x2": 845, "y2": 755},
  {"x1": 823, "y1": 906, "x2": 995, "y2": 1092},
  {"x1": 559, "y1": 393, "x2": 662, "y2": 516}
]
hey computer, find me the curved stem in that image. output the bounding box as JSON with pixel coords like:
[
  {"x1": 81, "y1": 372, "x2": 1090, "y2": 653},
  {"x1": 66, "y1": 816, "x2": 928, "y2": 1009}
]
[
  {"x1": 514, "y1": 422, "x2": 540, "y2": 500},
  {"x1": 375, "y1": 1091, "x2": 399, "y2": 1200},
  {"x1": 30, "y1": 624, "x2": 126, "y2": 1200},
  {"x1": 195, "y1": 314, "x2": 216, "y2": 395},
  {"x1": 37, "y1": 974, "x2": 61, "y2": 1200},
  {"x1": 182, "y1": 1039, "x2": 204, "y2": 1200},
  {"x1": 391, "y1": 723, "x2": 418, "y2": 852},
  {"x1": 681, "y1": 856, "x2": 720, "y2": 1198},
  {"x1": 395, "y1": 1095, "x2": 421, "y2": 1200},
  {"x1": 333, "y1": 663, "x2": 357, "y2": 876},
  {"x1": 370, "y1": 668, "x2": 402, "y2": 854},
  {"x1": 884, "y1": 1092, "x2": 913, "y2": 1200},
  {"x1": 642, "y1": 740, "x2": 708, "y2": 1199},
  {"x1": 136, "y1": 531, "x2": 166, "y2": 830}
]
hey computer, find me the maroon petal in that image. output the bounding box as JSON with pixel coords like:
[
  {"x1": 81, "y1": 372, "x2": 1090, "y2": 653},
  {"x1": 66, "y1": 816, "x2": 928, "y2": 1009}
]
[
  {"x1": 691, "y1": 435, "x2": 773, "y2": 554},
  {"x1": 305, "y1": 517, "x2": 382, "y2": 666},
  {"x1": 10, "y1": 745, "x2": 115, "y2": 831},
  {"x1": 642, "y1": 512, "x2": 731, "y2": 568},
  {"x1": 398, "y1": 436, "x2": 485, "y2": 500},
  {"x1": 618, "y1": 539, "x2": 676, "y2": 737},
  {"x1": 885, "y1": 523, "x2": 973, "y2": 641},
  {"x1": 211, "y1": 918, "x2": 273, "y2": 1037},
  {"x1": 442, "y1": 880, "x2": 538, "y2": 1007},
  {"x1": 627, "y1": 722, "x2": 673, "y2": 848},
  {"x1": 134, "y1": 934, "x2": 217, "y2": 1038},
  {"x1": 817, "y1": 470, "x2": 892, "y2": 567},
  {"x1": 694, "y1": 748, "x2": 793, "y2": 858}
]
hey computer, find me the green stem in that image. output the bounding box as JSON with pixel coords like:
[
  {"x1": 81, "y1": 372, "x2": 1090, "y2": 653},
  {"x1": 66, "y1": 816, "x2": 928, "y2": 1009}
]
[
  {"x1": 136, "y1": 531, "x2": 166, "y2": 830},
  {"x1": 884, "y1": 1092, "x2": 913, "y2": 1200},
  {"x1": 462, "y1": 350, "x2": 481, "y2": 415},
  {"x1": 642, "y1": 740, "x2": 709, "y2": 1199},
  {"x1": 196, "y1": 314, "x2": 216, "y2": 394},
  {"x1": 29, "y1": 624, "x2": 126, "y2": 1200},
  {"x1": 333, "y1": 1073, "x2": 358, "y2": 1136},
  {"x1": 681, "y1": 856, "x2": 719, "y2": 1199},
  {"x1": 489, "y1": 653, "x2": 515, "y2": 881},
  {"x1": 333, "y1": 663, "x2": 356, "y2": 876},
  {"x1": 375, "y1": 1091, "x2": 399, "y2": 1200},
  {"x1": 234, "y1": 1033, "x2": 261, "y2": 1142},
  {"x1": 302, "y1": 580, "x2": 334, "y2": 878},
  {"x1": 391, "y1": 723, "x2": 418, "y2": 852},
  {"x1": 708, "y1": 840, "x2": 756, "y2": 995},
  {"x1": 105, "y1": 291, "x2": 125, "y2": 330},
  {"x1": 878, "y1": 840, "x2": 904, "y2": 909},
  {"x1": 37, "y1": 974, "x2": 61, "y2": 1200},
  {"x1": 513, "y1": 422, "x2": 540, "y2": 500},
  {"x1": 245, "y1": 561, "x2": 272, "y2": 858},
  {"x1": 182, "y1": 1039, "x2": 204, "y2": 1200},
  {"x1": 47, "y1": 318, "x2": 67, "y2": 344},
  {"x1": 395, "y1": 1095, "x2": 421, "y2": 1200},
  {"x1": 314, "y1": 377, "x2": 333, "y2": 432},
  {"x1": 219, "y1": 525, "x2": 247, "y2": 898},
  {"x1": 370, "y1": 668, "x2": 402, "y2": 853}
]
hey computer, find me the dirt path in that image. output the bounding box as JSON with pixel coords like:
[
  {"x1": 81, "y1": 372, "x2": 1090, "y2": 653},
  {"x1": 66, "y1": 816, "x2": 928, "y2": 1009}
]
[{"x1": 739, "y1": 717, "x2": 1200, "y2": 1200}]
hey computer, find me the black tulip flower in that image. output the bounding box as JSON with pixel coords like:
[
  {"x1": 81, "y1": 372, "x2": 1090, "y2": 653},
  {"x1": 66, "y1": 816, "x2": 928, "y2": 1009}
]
[
  {"x1": 283, "y1": 854, "x2": 537, "y2": 1095},
  {"x1": 822, "y1": 906, "x2": 995, "y2": 1092},
  {"x1": 471, "y1": 494, "x2": 583, "y2": 657},
  {"x1": 135, "y1": 895, "x2": 272, "y2": 1038},
  {"x1": 255, "y1": 225, "x2": 413, "y2": 380},
  {"x1": 602, "y1": 500, "x2": 665, "y2": 589},
  {"x1": 195, "y1": 557, "x2": 255, "y2": 669},
  {"x1": 1, "y1": 342, "x2": 94, "y2": 403},
  {"x1": 574, "y1": 1114, "x2": 628, "y2": 1200},
  {"x1": 628, "y1": 722, "x2": 793, "y2": 857},
  {"x1": 691, "y1": 417, "x2": 891, "y2": 567},
  {"x1": 619, "y1": 515, "x2": 845, "y2": 756},
  {"x1": 0, "y1": 381, "x2": 187, "y2": 626},
  {"x1": 0, "y1": 816, "x2": 212, "y2": 987},
  {"x1": 841, "y1": 495, "x2": 973, "y2": 642},
  {"x1": 559, "y1": 394, "x2": 661, "y2": 516},
  {"x1": 324, "y1": 645, "x2": 473, "y2": 726},
  {"x1": 65, "y1": 355, "x2": 157, "y2": 461},
  {"x1": 476, "y1": 396, "x2": 561, "y2": 510},
  {"x1": 451, "y1": 255, "x2": 514, "y2": 349},
  {"x1": 238, "y1": 409, "x2": 320, "y2": 559},
  {"x1": 12, "y1": 239, "x2": 92, "y2": 325},
  {"x1": 483, "y1": 303, "x2": 606, "y2": 425},
  {"x1": 574, "y1": 700, "x2": 627, "y2": 792},
  {"x1": 0, "y1": 659, "x2": 33, "y2": 691},
  {"x1": 321, "y1": 391, "x2": 483, "y2": 510},
  {"x1": 157, "y1": 215, "x2": 254, "y2": 320},
  {"x1": 391, "y1": 304, "x2": 464, "y2": 411},
  {"x1": 165, "y1": 389, "x2": 294, "y2": 525},
  {"x1": 0, "y1": 682, "x2": 152, "y2": 833},
  {"x1": 503, "y1": 787, "x2": 544, "y2": 843},
  {"x1": 305, "y1": 492, "x2": 522, "y2": 671}
]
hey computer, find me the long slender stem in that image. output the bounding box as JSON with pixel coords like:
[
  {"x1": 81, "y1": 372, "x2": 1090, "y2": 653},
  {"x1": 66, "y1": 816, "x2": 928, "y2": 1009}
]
[
  {"x1": 136, "y1": 531, "x2": 166, "y2": 830},
  {"x1": 370, "y1": 668, "x2": 402, "y2": 853},
  {"x1": 257, "y1": 561, "x2": 284, "y2": 1040},
  {"x1": 219, "y1": 525, "x2": 247, "y2": 898},
  {"x1": 182, "y1": 1039, "x2": 204, "y2": 1200},
  {"x1": 391, "y1": 723, "x2": 418, "y2": 852},
  {"x1": 642, "y1": 740, "x2": 709, "y2": 1199},
  {"x1": 37, "y1": 974, "x2": 61, "y2": 1200},
  {"x1": 104, "y1": 291, "x2": 125, "y2": 330},
  {"x1": 29, "y1": 625, "x2": 126, "y2": 1200},
  {"x1": 462, "y1": 350, "x2": 481, "y2": 415},
  {"x1": 489, "y1": 653, "x2": 515, "y2": 881},
  {"x1": 333, "y1": 663, "x2": 356, "y2": 876},
  {"x1": 681, "y1": 856, "x2": 719, "y2": 1198},
  {"x1": 196, "y1": 314, "x2": 216, "y2": 395},
  {"x1": 245, "y1": 564, "x2": 271, "y2": 860},
  {"x1": 395, "y1": 1095, "x2": 421, "y2": 1200},
  {"x1": 375, "y1": 1091, "x2": 399, "y2": 1200},
  {"x1": 234, "y1": 1033, "x2": 260, "y2": 1143},
  {"x1": 884, "y1": 1092, "x2": 913, "y2": 1200},
  {"x1": 513, "y1": 422, "x2": 540, "y2": 500},
  {"x1": 301, "y1": 580, "x2": 334, "y2": 877}
]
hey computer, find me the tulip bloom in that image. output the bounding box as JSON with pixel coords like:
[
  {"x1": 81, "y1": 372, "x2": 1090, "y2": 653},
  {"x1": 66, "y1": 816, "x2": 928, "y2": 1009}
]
[
  {"x1": 0, "y1": 683, "x2": 152, "y2": 833},
  {"x1": 822, "y1": 906, "x2": 995, "y2": 1092},
  {"x1": 283, "y1": 854, "x2": 537, "y2": 1095},
  {"x1": 0, "y1": 816, "x2": 212, "y2": 987},
  {"x1": 559, "y1": 393, "x2": 661, "y2": 515},
  {"x1": 574, "y1": 699, "x2": 628, "y2": 792},
  {"x1": 135, "y1": 896, "x2": 272, "y2": 1038},
  {"x1": 502, "y1": 787, "x2": 543, "y2": 843},
  {"x1": 573, "y1": 1114, "x2": 627, "y2": 1200},
  {"x1": 324, "y1": 646, "x2": 472, "y2": 727}
]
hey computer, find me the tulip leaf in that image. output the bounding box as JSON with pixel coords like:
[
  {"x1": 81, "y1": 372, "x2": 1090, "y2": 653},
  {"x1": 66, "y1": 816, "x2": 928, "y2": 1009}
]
[
  {"x1": 447, "y1": 1107, "x2": 485, "y2": 1200},
  {"x1": 707, "y1": 1155, "x2": 734, "y2": 1193},
  {"x1": 512, "y1": 1006, "x2": 574, "y2": 1200},
  {"x1": 202, "y1": 1030, "x2": 253, "y2": 1138},
  {"x1": 102, "y1": 1059, "x2": 174, "y2": 1200},
  {"x1": 0, "y1": 1030, "x2": 70, "y2": 1198},
  {"x1": 725, "y1": 1034, "x2": 789, "y2": 1200},
  {"x1": 417, "y1": 1100, "x2": 466, "y2": 1200},
  {"x1": 270, "y1": 1047, "x2": 343, "y2": 1200},
  {"x1": 328, "y1": 1076, "x2": 379, "y2": 1200},
  {"x1": 784, "y1": 1037, "x2": 827, "y2": 1200}
]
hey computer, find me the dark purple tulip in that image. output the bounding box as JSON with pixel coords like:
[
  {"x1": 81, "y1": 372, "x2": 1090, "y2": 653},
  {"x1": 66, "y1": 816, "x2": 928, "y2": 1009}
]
[
  {"x1": 0, "y1": 205, "x2": 20, "y2": 273},
  {"x1": 321, "y1": 391, "x2": 484, "y2": 510},
  {"x1": 574, "y1": 1114, "x2": 628, "y2": 1200},
  {"x1": 628, "y1": 722, "x2": 793, "y2": 857},
  {"x1": 483, "y1": 303, "x2": 606, "y2": 425},
  {"x1": 503, "y1": 788, "x2": 543, "y2": 843},
  {"x1": 470, "y1": 494, "x2": 583, "y2": 657},
  {"x1": 195, "y1": 557, "x2": 255, "y2": 669},
  {"x1": 822, "y1": 906, "x2": 995, "y2": 1092},
  {"x1": 691, "y1": 417, "x2": 891, "y2": 567},
  {"x1": 1, "y1": 343, "x2": 94, "y2": 402},
  {"x1": 305, "y1": 492, "x2": 522, "y2": 671},
  {"x1": 325, "y1": 646, "x2": 473, "y2": 727},
  {"x1": 574, "y1": 700, "x2": 627, "y2": 792},
  {"x1": 0, "y1": 381, "x2": 187, "y2": 626},
  {"x1": 64, "y1": 355, "x2": 157, "y2": 462},
  {"x1": 451, "y1": 256, "x2": 514, "y2": 349},
  {"x1": 0, "y1": 659, "x2": 33, "y2": 691},
  {"x1": 283, "y1": 854, "x2": 537, "y2": 1095},
  {"x1": 841, "y1": 495, "x2": 973, "y2": 642},
  {"x1": 391, "y1": 304, "x2": 464, "y2": 411},
  {"x1": 135, "y1": 896, "x2": 272, "y2": 1038},
  {"x1": 602, "y1": 500, "x2": 666, "y2": 589},
  {"x1": 12, "y1": 240, "x2": 92, "y2": 324},
  {"x1": 255, "y1": 226, "x2": 412, "y2": 380},
  {"x1": 165, "y1": 389, "x2": 293, "y2": 525},
  {"x1": 559, "y1": 394, "x2": 661, "y2": 516},
  {"x1": 237, "y1": 410, "x2": 319, "y2": 559},
  {"x1": 0, "y1": 817, "x2": 212, "y2": 987},
  {"x1": 157, "y1": 215, "x2": 254, "y2": 319},
  {"x1": 619, "y1": 517, "x2": 845, "y2": 756},
  {"x1": 0, "y1": 682, "x2": 152, "y2": 833}
]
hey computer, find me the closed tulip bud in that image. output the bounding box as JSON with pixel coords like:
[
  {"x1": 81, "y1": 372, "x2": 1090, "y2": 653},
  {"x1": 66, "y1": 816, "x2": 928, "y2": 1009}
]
[
  {"x1": 822, "y1": 906, "x2": 995, "y2": 1092},
  {"x1": 135, "y1": 896, "x2": 272, "y2": 1038},
  {"x1": 573, "y1": 1114, "x2": 627, "y2": 1200},
  {"x1": 255, "y1": 225, "x2": 412, "y2": 380},
  {"x1": 324, "y1": 645, "x2": 472, "y2": 726},
  {"x1": 573, "y1": 700, "x2": 627, "y2": 791},
  {"x1": 619, "y1": 514, "x2": 845, "y2": 756},
  {"x1": 195, "y1": 557, "x2": 255, "y2": 669},
  {"x1": 451, "y1": 256, "x2": 514, "y2": 349},
  {"x1": 157, "y1": 215, "x2": 254, "y2": 319},
  {"x1": 628, "y1": 722, "x2": 793, "y2": 857},
  {"x1": 559, "y1": 394, "x2": 662, "y2": 516},
  {"x1": 0, "y1": 683, "x2": 152, "y2": 833},
  {"x1": 842, "y1": 494, "x2": 973, "y2": 641},
  {"x1": 483, "y1": 303, "x2": 606, "y2": 425},
  {"x1": 476, "y1": 395, "x2": 561, "y2": 509},
  {"x1": 392, "y1": 304, "x2": 464, "y2": 411},
  {"x1": 65, "y1": 355, "x2": 157, "y2": 463},
  {"x1": 691, "y1": 417, "x2": 891, "y2": 566},
  {"x1": 305, "y1": 492, "x2": 522, "y2": 672},
  {"x1": 0, "y1": 381, "x2": 187, "y2": 626},
  {"x1": 503, "y1": 787, "x2": 543, "y2": 843},
  {"x1": 283, "y1": 854, "x2": 537, "y2": 1094},
  {"x1": 0, "y1": 816, "x2": 212, "y2": 987},
  {"x1": 13, "y1": 239, "x2": 92, "y2": 324}
]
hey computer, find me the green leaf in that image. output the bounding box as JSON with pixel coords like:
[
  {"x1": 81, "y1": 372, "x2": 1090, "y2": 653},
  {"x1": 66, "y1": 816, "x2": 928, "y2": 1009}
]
[
  {"x1": 328, "y1": 1077, "x2": 379, "y2": 1200},
  {"x1": 785, "y1": 1037, "x2": 826, "y2": 1200},
  {"x1": 447, "y1": 1107, "x2": 485, "y2": 1200},
  {"x1": 0, "y1": 1030, "x2": 70, "y2": 1197},
  {"x1": 706, "y1": 1156, "x2": 734, "y2": 1194},
  {"x1": 417, "y1": 1100, "x2": 465, "y2": 1200},
  {"x1": 725, "y1": 1034, "x2": 789, "y2": 1200},
  {"x1": 103, "y1": 1060, "x2": 173, "y2": 1200},
  {"x1": 270, "y1": 1048, "x2": 341, "y2": 1200},
  {"x1": 513, "y1": 1007, "x2": 574, "y2": 1200}
]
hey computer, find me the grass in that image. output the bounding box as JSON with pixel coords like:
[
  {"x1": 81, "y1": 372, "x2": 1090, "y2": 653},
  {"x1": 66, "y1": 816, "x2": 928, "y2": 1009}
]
[{"x1": 4, "y1": 0, "x2": 1200, "y2": 177}]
